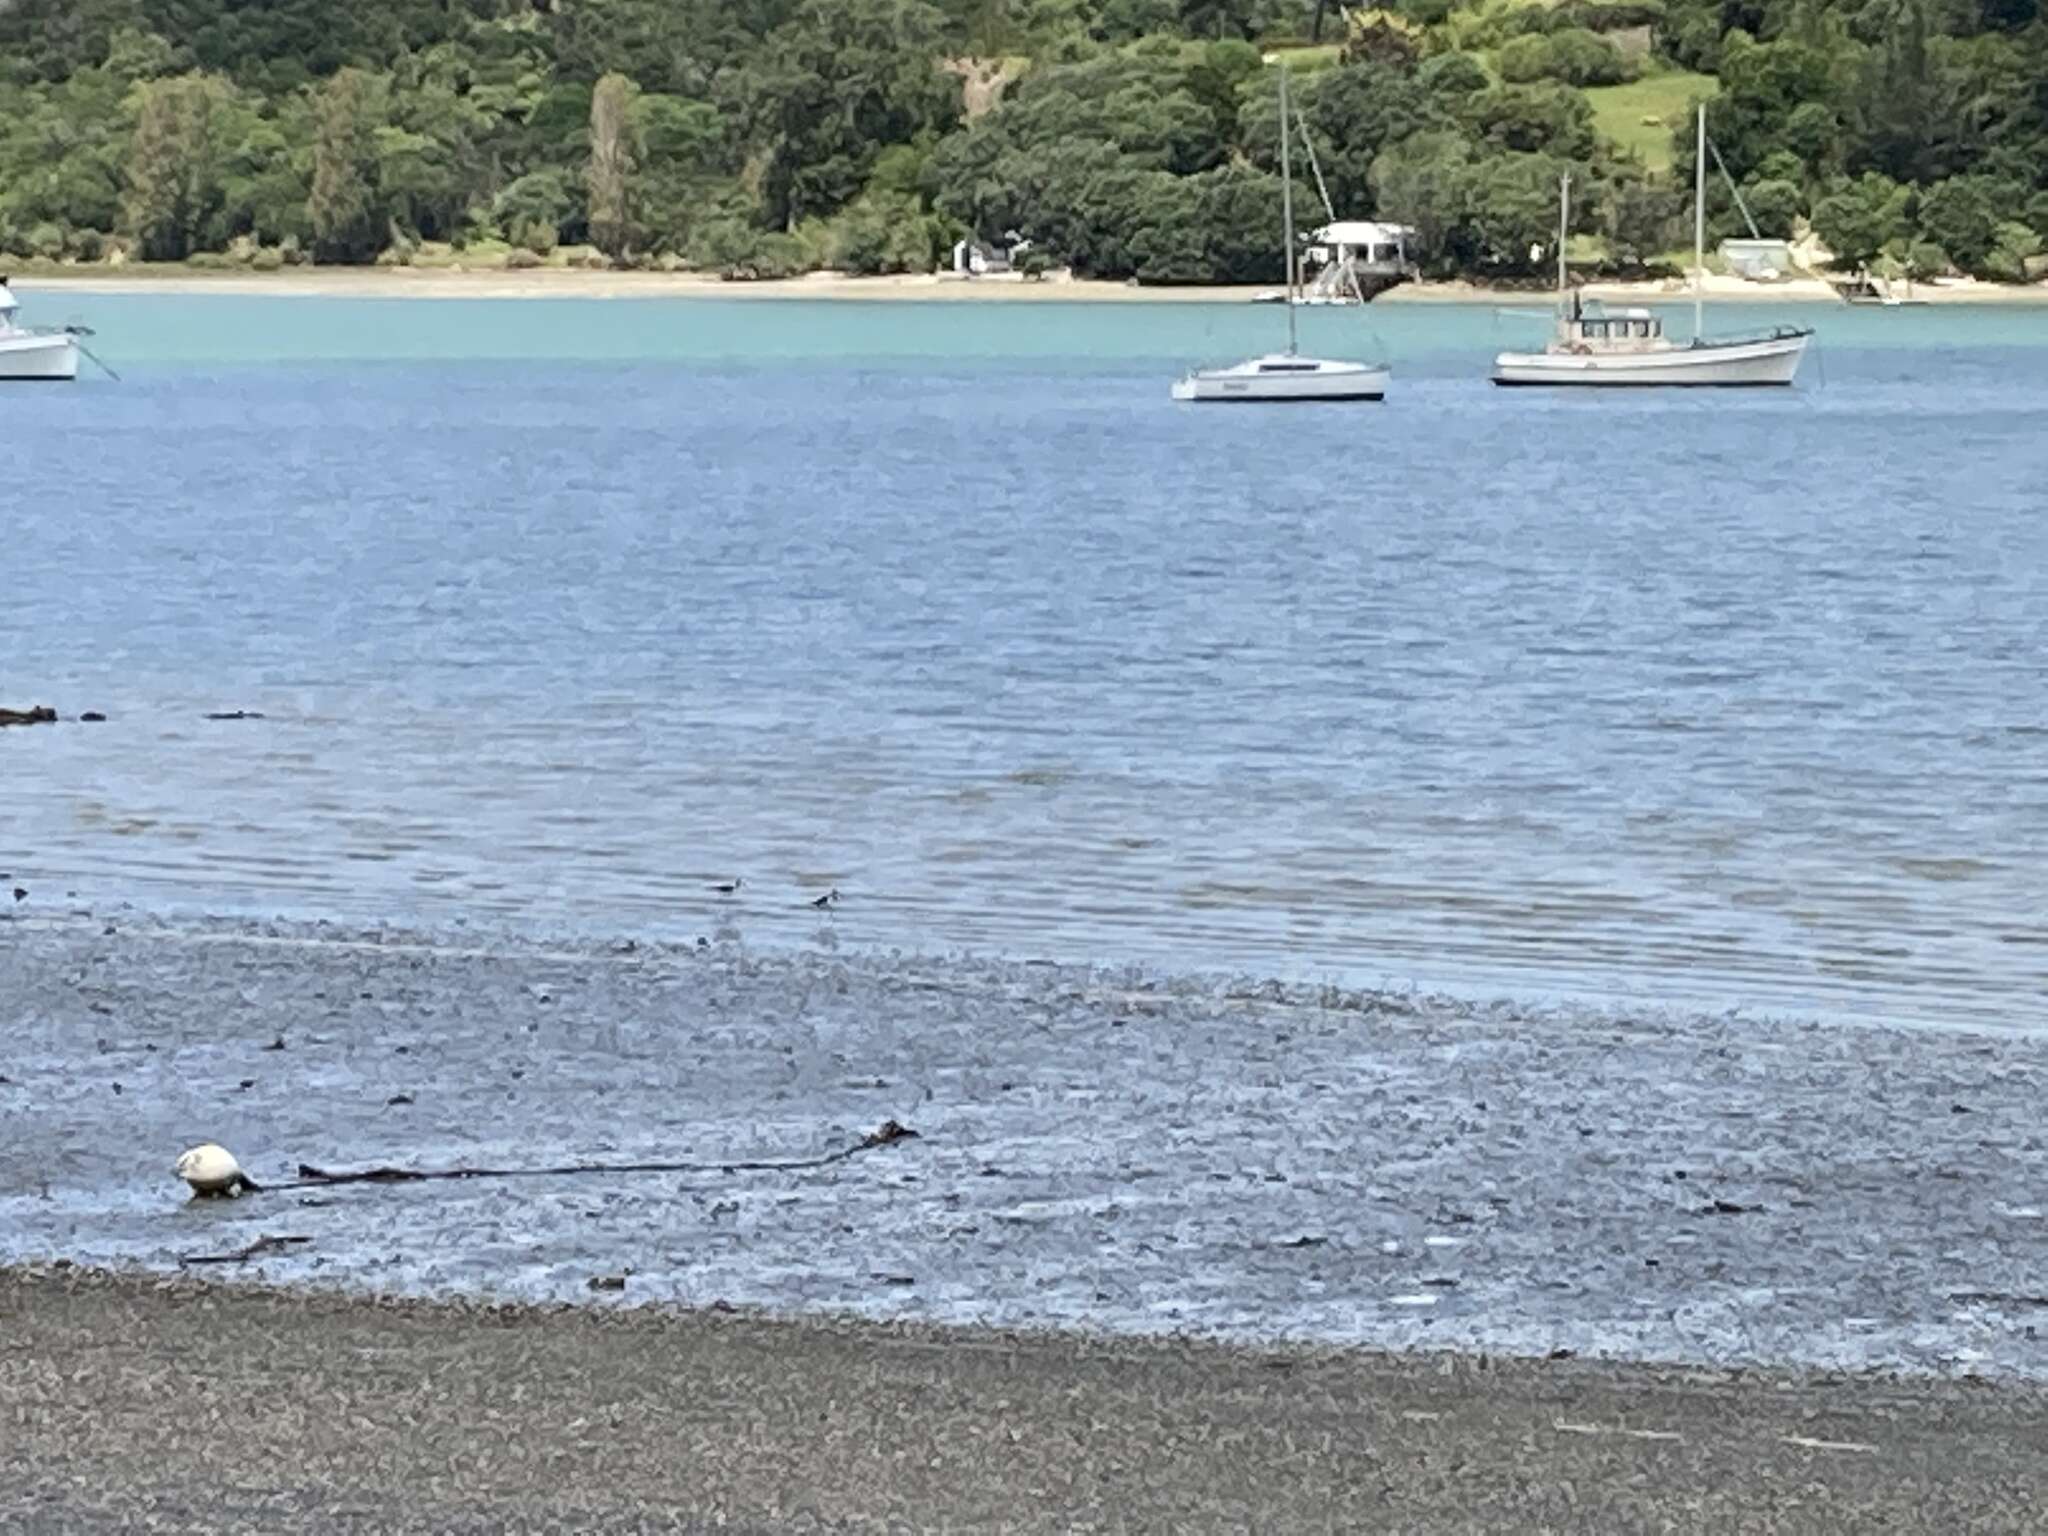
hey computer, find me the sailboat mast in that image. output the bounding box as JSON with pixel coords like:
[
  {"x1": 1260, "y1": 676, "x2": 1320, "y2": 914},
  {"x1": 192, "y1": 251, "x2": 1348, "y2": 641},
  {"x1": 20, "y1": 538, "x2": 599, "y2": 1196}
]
[
  {"x1": 1557, "y1": 172, "x2": 1569, "y2": 295},
  {"x1": 1694, "y1": 102, "x2": 1706, "y2": 342},
  {"x1": 1279, "y1": 62, "x2": 1297, "y2": 355}
]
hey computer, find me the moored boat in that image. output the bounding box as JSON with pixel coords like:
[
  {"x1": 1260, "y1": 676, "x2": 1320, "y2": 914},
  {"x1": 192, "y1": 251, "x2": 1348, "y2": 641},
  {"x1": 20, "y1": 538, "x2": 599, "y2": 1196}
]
[
  {"x1": 1491, "y1": 106, "x2": 1812, "y2": 389},
  {"x1": 1171, "y1": 353, "x2": 1388, "y2": 401},
  {"x1": 0, "y1": 278, "x2": 81, "y2": 381},
  {"x1": 1492, "y1": 294, "x2": 1810, "y2": 387},
  {"x1": 1173, "y1": 64, "x2": 1389, "y2": 404}
]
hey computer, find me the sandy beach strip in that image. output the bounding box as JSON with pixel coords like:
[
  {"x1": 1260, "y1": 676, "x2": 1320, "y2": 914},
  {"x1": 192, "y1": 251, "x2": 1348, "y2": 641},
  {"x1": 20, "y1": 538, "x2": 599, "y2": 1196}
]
[
  {"x1": 14, "y1": 263, "x2": 2048, "y2": 305},
  {"x1": 5, "y1": 1264, "x2": 2045, "y2": 1534}
]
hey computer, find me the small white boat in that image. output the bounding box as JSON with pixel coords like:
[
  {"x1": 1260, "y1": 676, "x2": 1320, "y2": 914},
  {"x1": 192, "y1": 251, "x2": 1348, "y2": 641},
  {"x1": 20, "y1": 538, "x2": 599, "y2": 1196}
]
[
  {"x1": 1174, "y1": 65, "x2": 1388, "y2": 404},
  {"x1": 1492, "y1": 107, "x2": 1811, "y2": 389},
  {"x1": 1172, "y1": 353, "x2": 1387, "y2": 401},
  {"x1": 0, "y1": 277, "x2": 81, "y2": 381}
]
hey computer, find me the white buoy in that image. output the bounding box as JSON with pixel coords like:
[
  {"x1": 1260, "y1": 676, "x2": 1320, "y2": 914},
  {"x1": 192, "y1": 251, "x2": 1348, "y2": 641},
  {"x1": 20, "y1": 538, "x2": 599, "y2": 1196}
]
[{"x1": 175, "y1": 1143, "x2": 261, "y2": 1198}]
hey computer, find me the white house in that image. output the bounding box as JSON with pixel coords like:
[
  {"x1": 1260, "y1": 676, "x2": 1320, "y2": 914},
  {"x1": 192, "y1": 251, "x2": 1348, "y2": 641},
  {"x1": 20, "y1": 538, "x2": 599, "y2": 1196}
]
[
  {"x1": 951, "y1": 231, "x2": 1033, "y2": 277},
  {"x1": 1297, "y1": 220, "x2": 1418, "y2": 303}
]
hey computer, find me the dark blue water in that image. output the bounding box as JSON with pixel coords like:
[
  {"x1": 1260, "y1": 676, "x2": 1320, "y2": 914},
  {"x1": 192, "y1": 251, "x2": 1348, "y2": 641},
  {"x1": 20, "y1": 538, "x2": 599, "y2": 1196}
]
[{"x1": 6, "y1": 295, "x2": 2047, "y2": 1029}]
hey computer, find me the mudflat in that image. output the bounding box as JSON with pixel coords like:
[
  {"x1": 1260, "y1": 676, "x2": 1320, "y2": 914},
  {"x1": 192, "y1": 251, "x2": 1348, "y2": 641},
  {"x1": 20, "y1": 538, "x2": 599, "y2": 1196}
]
[
  {"x1": 6, "y1": 918, "x2": 2048, "y2": 1372},
  {"x1": 4, "y1": 1265, "x2": 2044, "y2": 1534}
]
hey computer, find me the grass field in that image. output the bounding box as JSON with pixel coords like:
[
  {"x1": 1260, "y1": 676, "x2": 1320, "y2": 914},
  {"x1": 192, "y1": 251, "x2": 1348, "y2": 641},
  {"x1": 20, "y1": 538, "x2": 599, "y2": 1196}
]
[{"x1": 1584, "y1": 69, "x2": 1717, "y2": 172}]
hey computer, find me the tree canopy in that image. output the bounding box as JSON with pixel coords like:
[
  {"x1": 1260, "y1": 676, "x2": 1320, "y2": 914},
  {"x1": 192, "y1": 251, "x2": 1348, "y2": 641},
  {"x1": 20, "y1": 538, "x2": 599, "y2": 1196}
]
[{"x1": 0, "y1": 0, "x2": 2042, "y2": 280}]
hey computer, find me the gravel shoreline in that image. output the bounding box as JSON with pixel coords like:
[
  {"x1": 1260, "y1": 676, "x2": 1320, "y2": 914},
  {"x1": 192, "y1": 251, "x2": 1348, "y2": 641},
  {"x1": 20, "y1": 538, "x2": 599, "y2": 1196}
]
[
  {"x1": 5, "y1": 913, "x2": 2047, "y2": 1382},
  {"x1": 6, "y1": 1263, "x2": 2047, "y2": 1533}
]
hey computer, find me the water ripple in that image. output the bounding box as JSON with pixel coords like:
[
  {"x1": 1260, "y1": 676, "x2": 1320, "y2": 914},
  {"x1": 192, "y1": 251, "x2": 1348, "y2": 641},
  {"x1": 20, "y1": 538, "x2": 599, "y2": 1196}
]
[{"x1": 4, "y1": 303, "x2": 2047, "y2": 1031}]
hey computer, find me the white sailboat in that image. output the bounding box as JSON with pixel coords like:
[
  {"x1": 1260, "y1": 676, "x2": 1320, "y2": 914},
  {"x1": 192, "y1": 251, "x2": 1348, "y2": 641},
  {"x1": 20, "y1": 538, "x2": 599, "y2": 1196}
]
[
  {"x1": 1491, "y1": 106, "x2": 1811, "y2": 388},
  {"x1": 1173, "y1": 66, "x2": 1388, "y2": 403},
  {"x1": 0, "y1": 278, "x2": 82, "y2": 381}
]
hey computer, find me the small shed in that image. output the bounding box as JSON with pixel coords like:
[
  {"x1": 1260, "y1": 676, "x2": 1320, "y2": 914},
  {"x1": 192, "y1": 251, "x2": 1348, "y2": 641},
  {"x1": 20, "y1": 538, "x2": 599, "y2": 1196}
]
[{"x1": 1719, "y1": 238, "x2": 1796, "y2": 282}]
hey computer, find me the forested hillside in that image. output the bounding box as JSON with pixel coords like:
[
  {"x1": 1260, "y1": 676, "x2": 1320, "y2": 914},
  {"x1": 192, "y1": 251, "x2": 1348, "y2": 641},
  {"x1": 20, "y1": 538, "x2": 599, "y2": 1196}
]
[{"x1": 1, "y1": 0, "x2": 2043, "y2": 282}]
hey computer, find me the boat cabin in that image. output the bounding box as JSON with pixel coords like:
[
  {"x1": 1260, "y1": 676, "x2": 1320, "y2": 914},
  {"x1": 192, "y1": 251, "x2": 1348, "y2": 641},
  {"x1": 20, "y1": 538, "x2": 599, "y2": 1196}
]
[{"x1": 1556, "y1": 294, "x2": 1668, "y2": 350}]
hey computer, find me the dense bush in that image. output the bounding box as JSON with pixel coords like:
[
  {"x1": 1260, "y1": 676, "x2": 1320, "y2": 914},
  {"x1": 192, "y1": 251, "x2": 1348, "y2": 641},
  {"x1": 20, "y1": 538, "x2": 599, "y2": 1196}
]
[
  {"x1": 0, "y1": 0, "x2": 2038, "y2": 282},
  {"x1": 1499, "y1": 29, "x2": 1633, "y2": 88}
]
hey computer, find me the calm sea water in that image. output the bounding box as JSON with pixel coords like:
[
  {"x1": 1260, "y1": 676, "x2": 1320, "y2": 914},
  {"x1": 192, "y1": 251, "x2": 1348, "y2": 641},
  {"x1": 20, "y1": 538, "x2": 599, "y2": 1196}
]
[{"x1": 6, "y1": 292, "x2": 2047, "y2": 1029}]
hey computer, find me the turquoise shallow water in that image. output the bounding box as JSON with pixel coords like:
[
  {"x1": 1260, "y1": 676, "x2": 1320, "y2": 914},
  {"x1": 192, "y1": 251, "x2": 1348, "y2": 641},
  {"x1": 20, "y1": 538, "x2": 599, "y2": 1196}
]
[
  {"x1": 18, "y1": 285, "x2": 2048, "y2": 364},
  {"x1": 5, "y1": 293, "x2": 2047, "y2": 1029}
]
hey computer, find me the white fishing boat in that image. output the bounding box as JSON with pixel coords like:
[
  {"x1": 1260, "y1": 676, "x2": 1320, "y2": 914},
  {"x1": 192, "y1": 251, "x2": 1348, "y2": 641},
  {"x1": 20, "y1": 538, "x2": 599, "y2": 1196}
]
[
  {"x1": 0, "y1": 278, "x2": 81, "y2": 381},
  {"x1": 1492, "y1": 106, "x2": 1811, "y2": 388},
  {"x1": 1174, "y1": 66, "x2": 1388, "y2": 404}
]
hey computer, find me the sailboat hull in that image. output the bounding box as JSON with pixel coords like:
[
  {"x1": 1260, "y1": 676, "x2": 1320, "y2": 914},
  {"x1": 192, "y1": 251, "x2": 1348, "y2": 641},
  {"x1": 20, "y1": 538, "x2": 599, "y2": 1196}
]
[
  {"x1": 1492, "y1": 330, "x2": 1810, "y2": 387},
  {"x1": 1173, "y1": 358, "x2": 1389, "y2": 401}
]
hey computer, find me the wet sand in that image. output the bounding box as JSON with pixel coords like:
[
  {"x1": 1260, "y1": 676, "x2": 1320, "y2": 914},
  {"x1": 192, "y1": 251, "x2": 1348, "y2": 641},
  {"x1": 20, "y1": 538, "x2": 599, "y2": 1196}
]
[
  {"x1": 4, "y1": 915, "x2": 2047, "y2": 1378},
  {"x1": 5, "y1": 1264, "x2": 2044, "y2": 1533}
]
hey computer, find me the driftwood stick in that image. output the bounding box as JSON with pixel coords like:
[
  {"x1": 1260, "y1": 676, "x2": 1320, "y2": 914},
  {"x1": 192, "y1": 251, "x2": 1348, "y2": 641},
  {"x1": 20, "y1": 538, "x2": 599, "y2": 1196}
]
[
  {"x1": 180, "y1": 1234, "x2": 314, "y2": 1267},
  {"x1": 284, "y1": 1119, "x2": 919, "y2": 1192}
]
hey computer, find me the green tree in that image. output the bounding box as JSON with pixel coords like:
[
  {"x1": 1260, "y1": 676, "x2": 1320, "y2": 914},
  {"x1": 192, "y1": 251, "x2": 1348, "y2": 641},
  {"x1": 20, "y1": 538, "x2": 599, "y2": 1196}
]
[
  {"x1": 307, "y1": 67, "x2": 387, "y2": 263},
  {"x1": 1603, "y1": 173, "x2": 1681, "y2": 267},
  {"x1": 1370, "y1": 129, "x2": 1476, "y2": 270},
  {"x1": 1465, "y1": 83, "x2": 1598, "y2": 159},
  {"x1": 1854, "y1": 0, "x2": 1949, "y2": 184},
  {"x1": 1984, "y1": 219, "x2": 2041, "y2": 280},
  {"x1": 1740, "y1": 177, "x2": 1802, "y2": 236},
  {"x1": 1189, "y1": 159, "x2": 1283, "y2": 282},
  {"x1": 1916, "y1": 175, "x2": 2001, "y2": 273},
  {"x1": 1416, "y1": 51, "x2": 1489, "y2": 97},
  {"x1": 633, "y1": 92, "x2": 730, "y2": 252},
  {"x1": 1699, "y1": 33, "x2": 1844, "y2": 182},
  {"x1": 1178, "y1": 0, "x2": 1259, "y2": 40},
  {"x1": 1458, "y1": 151, "x2": 1574, "y2": 273},
  {"x1": 1242, "y1": 60, "x2": 1444, "y2": 216},
  {"x1": 735, "y1": 0, "x2": 960, "y2": 231},
  {"x1": 586, "y1": 71, "x2": 640, "y2": 260},
  {"x1": 1810, "y1": 171, "x2": 1908, "y2": 267},
  {"x1": 124, "y1": 73, "x2": 237, "y2": 261},
  {"x1": 1497, "y1": 30, "x2": 1629, "y2": 88},
  {"x1": 1495, "y1": 36, "x2": 1553, "y2": 84},
  {"x1": 494, "y1": 169, "x2": 577, "y2": 251}
]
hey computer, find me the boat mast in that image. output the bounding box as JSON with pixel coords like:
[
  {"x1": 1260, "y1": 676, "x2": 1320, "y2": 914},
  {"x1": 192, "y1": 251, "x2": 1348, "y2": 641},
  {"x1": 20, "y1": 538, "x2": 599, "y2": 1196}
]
[
  {"x1": 1557, "y1": 171, "x2": 1569, "y2": 295},
  {"x1": 1279, "y1": 62, "x2": 1297, "y2": 356},
  {"x1": 1694, "y1": 102, "x2": 1706, "y2": 343}
]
